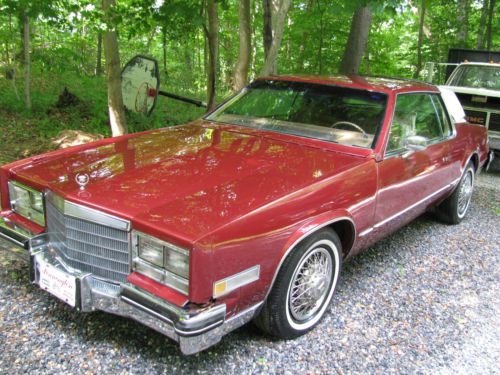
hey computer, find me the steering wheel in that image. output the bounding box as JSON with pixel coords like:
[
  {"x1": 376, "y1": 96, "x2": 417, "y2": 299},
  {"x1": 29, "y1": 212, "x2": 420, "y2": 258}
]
[{"x1": 331, "y1": 121, "x2": 366, "y2": 135}]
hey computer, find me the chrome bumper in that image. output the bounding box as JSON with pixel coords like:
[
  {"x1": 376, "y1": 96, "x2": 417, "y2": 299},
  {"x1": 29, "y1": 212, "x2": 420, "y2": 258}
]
[
  {"x1": 484, "y1": 151, "x2": 495, "y2": 172},
  {"x1": 28, "y1": 235, "x2": 262, "y2": 355},
  {"x1": 0, "y1": 215, "x2": 32, "y2": 249}
]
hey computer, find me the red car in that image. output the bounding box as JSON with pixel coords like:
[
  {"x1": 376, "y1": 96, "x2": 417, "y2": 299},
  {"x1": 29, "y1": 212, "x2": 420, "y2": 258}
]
[{"x1": 0, "y1": 76, "x2": 490, "y2": 355}]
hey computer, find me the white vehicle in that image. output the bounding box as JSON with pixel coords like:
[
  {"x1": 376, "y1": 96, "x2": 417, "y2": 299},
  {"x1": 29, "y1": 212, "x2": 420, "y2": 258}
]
[{"x1": 445, "y1": 62, "x2": 500, "y2": 153}]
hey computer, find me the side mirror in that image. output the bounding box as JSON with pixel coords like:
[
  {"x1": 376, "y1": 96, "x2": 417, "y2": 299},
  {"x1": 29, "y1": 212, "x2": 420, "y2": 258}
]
[
  {"x1": 404, "y1": 135, "x2": 427, "y2": 151},
  {"x1": 121, "y1": 55, "x2": 160, "y2": 116}
]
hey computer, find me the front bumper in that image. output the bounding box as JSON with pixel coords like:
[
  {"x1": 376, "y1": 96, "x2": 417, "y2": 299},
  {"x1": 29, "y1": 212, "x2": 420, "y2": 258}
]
[
  {"x1": 0, "y1": 214, "x2": 34, "y2": 248},
  {"x1": 489, "y1": 134, "x2": 500, "y2": 152},
  {"x1": 23, "y1": 235, "x2": 261, "y2": 355}
]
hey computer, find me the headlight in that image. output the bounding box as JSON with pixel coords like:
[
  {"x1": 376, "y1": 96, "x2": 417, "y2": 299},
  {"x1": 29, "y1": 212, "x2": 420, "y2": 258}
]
[
  {"x1": 138, "y1": 235, "x2": 164, "y2": 267},
  {"x1": 8, "y1": 181, "x2": 45, "y2": 226},
  {"x1": 133, "y1": 231, "x2": 189, "y2": 294}
]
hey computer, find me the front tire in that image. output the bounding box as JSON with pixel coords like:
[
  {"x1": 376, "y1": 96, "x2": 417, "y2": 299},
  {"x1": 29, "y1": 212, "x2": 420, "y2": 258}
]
[
  {"x1": 436, "y1": 162, "x2": 475, "y2": 224},
  {"x1": 254, "y1": 229, "x2": 342, "y2": 339}
]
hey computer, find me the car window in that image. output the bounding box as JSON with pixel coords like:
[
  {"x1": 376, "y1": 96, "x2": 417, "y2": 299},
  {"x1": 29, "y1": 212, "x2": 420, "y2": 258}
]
[
  {"x1": 431, "y1": 95, "x2": 453, "y2": 137},
  {"x1": 386, "y1": 94, "x2": 445, "y2": 154},
  {"x1": 206, "y1": 80, "x2": 388, "y2": 149},
  {"x1": 448, "y1": 65, "x2": 500, "y2": 90}
]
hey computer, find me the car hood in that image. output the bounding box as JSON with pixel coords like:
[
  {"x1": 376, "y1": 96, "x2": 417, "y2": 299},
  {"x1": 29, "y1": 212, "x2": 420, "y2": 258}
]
[{"x1": 9, "y1": 121, "x2": 366, "y2": 243}]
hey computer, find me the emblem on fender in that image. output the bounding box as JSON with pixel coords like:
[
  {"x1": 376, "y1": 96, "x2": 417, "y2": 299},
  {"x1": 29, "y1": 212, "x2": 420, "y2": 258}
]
[{"x1": 75, "y1": 173, "x2": 90, "y2": 190}]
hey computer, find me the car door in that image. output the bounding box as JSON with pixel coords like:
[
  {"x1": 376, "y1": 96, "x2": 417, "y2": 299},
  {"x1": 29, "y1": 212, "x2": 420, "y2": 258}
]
[{"x1": 372, "y1": 93, "x2": 455, "y2": 236}]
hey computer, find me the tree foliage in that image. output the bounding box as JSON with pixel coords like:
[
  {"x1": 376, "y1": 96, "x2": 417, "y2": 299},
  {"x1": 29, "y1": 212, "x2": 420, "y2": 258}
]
[{"x1": 0, "y1": 0, "x2": 498, "y2": 135}]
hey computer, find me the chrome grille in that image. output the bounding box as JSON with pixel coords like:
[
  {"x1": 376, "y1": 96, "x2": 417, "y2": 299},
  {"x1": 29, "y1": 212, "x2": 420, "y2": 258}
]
[
  {"x1": 46, "y1": 201, "x2": 130, "y2": 283},
  {"x1": 489, "y1": 113, "x2": 500, "y2": 133},
  {"x1": 464, "y1": 109, "x2": 487, "y2": 126}
]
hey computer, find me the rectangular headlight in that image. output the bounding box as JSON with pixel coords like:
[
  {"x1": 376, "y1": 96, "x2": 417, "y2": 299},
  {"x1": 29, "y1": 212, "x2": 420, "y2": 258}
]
[
  {"x1": 138, "y1": 235, "x2": 164, "y2": 267},
  {"x1": 8, "y1": 181, "x2": 45, "y2": 226},
  {"x1": 133, "y1": 231, "x2": 189, "y2": 294}
]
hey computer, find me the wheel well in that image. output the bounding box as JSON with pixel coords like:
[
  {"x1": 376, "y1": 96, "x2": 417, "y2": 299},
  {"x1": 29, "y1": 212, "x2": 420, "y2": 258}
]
[
  {"x1": 469, "y1": 153, "x2": 479, "y2": 171},
  {"x1": 327, "y1": 220, "x2": 355, "y2": 258}
]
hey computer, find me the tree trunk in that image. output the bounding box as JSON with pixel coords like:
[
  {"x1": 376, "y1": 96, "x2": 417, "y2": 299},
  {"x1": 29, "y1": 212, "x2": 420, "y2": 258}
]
[
  {"x1": 8, "y1": 13, "x2": 20, "y2": 101},
  {"x1": 206, "y1": 0, "x2": 219, "y2": 110},
  {"x1": 233, "y1": 0, "x2": 251, "y2": 91},
  {"x1": 476, "y1": 0, "x2": 489, "y2": 49},
  {"x1": 339, "y1": 5, "x2": 373, "y2": 75},
  {"x1": 18, "y1": 9, "x2": 25, "y2": 64},
  {"x1": 456, "y1": 0, "x2": 469, "y2": 47},
  {"x1": 296, "y1": 0, "x2": 313, "y2": 72},
  {"x1": 251, "y1": 0, "x2": 258, "y2": 77},
  {"x1": 162, "y1": 26, "x2": 168, "y2": 75},
  {"x1": 196, "y1": 30, "x2": 202, "y2": 89},
  {"x1": 485, "y1": 0, "x2": 495, "y2": 51},
  {"x1": 414, "y1": 0, "x2": 426, "y2": 78},
  {"x1": 102, "y1": 0, "x2": 127, "y2": 136},
  {"x1": 316, "y1": 0, "x2": 324, "y2": 75},
  {"x1": 263, "y1": 0, "x2": 273, "y2": 59},
  {"x1": 260, "y1": 0, "x2": 292, "y2": 76},
  {"x1": 23, "y1": 14, "x2": 31, "y2": 110},
  {"x1": 96, "y1": 32, "x2": 102, "y2": 76}
]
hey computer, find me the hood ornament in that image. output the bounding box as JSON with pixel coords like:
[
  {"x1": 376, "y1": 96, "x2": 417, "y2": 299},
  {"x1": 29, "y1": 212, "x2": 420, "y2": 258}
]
[{"x1": 75, "y1": 173, "x2": 90, "y2": 190}]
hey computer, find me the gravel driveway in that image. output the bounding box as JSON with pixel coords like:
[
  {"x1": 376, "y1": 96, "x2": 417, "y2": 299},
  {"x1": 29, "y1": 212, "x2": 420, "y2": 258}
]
[{"x1": 1, "y1": 173, "x2": 498, "y2": 374}]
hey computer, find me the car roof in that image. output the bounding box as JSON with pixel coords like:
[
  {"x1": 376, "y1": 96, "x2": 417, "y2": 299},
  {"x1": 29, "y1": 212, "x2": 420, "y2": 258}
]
[{"x1": 258, "y1": 74, "x2": 439, "y2": 94}]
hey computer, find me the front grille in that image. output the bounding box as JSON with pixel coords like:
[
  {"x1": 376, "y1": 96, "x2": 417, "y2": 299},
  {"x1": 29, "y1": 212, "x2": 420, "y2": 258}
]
[
  {"x1": 46, "y1": 201, "x2": 130, "y2": 283},
  {"x1": 489, "y1": 113, "x2": 500, "y2": 132},
  {"x1": 464, "y1": 109, "x2": 487, "y2": 126}
]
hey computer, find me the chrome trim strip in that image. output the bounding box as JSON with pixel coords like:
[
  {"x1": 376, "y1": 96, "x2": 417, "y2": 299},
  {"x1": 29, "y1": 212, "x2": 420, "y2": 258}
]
[
  {"x1": 358, "y1": 227, "x2": 373, "y2": 237},
  {"x1": 266, "y1": 216, "x2": 355, "y2": 300},
  {"x1": 121, "y1": 295, "x2": 174, "y2": 324},
  {"x1": 46, "y1": 192, "x2": 130, "y2": 232},
  {"x1": 358, "y1": 178, "x2": 460, "y2": 237},
  {"x1": 0, "y1": 230, "x2": 26, "y2": 248},
  {"x1": 0, "y1": 215, "x2": 34, "y2": 248}
]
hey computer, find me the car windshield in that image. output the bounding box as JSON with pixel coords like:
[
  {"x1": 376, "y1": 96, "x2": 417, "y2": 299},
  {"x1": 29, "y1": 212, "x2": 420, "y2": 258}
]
[
  {"x1": 448, "y1": 65, "x2": 500, "y2": 90},
  {"x1": 206, "y1": 80, "x2": 388, "y2": 148}
]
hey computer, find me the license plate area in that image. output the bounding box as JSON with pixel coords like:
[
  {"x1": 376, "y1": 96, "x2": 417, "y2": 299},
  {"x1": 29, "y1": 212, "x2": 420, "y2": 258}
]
[{"x1": 37, "y1": 260, "x2": 77, "y2": 307}]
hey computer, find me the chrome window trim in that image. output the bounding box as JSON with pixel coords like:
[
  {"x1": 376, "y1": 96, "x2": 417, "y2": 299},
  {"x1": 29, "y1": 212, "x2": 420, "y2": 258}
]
[{"x1": 46, "y1": 192, "x2": 130, "y2": 232}]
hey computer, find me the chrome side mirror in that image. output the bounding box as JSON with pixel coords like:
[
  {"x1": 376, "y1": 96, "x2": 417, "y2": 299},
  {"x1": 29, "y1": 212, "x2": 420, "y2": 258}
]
[{"x1": 121, "y1": 55, "x2": 160, "y2": 116}]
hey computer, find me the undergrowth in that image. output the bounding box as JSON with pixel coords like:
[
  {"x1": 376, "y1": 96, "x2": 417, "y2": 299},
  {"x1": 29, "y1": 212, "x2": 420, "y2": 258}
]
[{"x1": 0, "y1": 65, "x2": 207, "y2": 165}]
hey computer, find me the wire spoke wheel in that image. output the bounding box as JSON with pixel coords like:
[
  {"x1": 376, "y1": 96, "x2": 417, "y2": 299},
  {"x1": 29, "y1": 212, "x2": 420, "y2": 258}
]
[
  {"x1": 288, "y1": 247, "x2": 333, "y2": 322},
  {"x1": 254, "y1": 230, "x2": 342, "y2": 338},
  {"x1": 458, "y1": 169, "x2": 474, "y2": 217}
]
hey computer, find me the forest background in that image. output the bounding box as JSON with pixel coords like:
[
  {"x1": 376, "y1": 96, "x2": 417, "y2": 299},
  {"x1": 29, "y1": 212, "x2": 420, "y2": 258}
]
[{"x1": 0, "y1": 0, "x2": 498, "y2": 164}]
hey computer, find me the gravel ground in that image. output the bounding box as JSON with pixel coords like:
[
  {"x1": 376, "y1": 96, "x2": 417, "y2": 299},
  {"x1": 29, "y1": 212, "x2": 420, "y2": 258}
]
[{"x1": 0, "y1": 172, "x2": 498, "y2": 374}]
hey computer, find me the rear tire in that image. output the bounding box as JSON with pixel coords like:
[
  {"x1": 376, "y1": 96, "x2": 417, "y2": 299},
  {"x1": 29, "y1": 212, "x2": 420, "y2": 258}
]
[
  {"x1": 254, "y1": 229, "x2": 342, "y2": 339},
  {"x1": 436, "y1": 162, "x2": 475, "y2": 224}
]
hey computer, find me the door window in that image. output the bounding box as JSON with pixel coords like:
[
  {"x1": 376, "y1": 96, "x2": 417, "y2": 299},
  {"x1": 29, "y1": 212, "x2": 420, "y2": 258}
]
[{"x1": 387, "y1": 94, "x2": 446, "y2": 154}]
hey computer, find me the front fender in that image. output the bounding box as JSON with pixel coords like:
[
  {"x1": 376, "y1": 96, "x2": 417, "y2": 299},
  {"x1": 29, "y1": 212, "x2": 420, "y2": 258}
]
[{"x1": 265, "y1": 210, "x2": 355, "y2": 299}]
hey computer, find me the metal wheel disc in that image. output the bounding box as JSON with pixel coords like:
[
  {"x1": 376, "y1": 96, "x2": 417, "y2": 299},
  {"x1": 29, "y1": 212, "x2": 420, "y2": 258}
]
[
  {"x1": 458, "y1": 169, "x2": 473, "y2": 218},
  {"x1": 288, "y1": 247, "x2": 333, "y2": 322}
]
